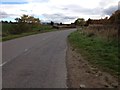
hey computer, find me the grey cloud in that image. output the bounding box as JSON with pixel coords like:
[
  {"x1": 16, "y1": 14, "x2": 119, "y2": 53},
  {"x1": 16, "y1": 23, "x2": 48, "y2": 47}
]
[
  {"x1": 73, "y1": 8, "x2": 101, "y2": 15},
  {"x1": 99, "y1": 0, "x2": 119, "y2": 15},
  {"x1": 0, "y1": 11, "x2": 17, "y2": 19},
  {"x1": 42, "y1": 13, "x2": 77, "y2": 23},
  {"x1": 62, "y1": 4, "x2": 102, "y2": 15},
  {"x1": 62, "y1": 8, "x2": 68, "y2": 10},
  {"x1": 0, "y1": 11, "x2": 9, "y2": 18},
  {"x1": 99, "y1": 0, "x2": 113, "y2": 6},
  {"x1": 62, "y1": 4, "x2": 118, "y2": 16},
  {"x1": 103, "y1": 5, "x2": 118, "y2": 15},
  {"x1": 20, "y1": 10, "x2": 28, "y2": 12}
]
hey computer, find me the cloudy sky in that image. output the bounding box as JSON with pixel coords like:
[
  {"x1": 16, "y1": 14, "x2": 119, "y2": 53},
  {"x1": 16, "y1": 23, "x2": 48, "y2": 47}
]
[{"x1": 0, "y1": 0, "x2": 119, "y2": 23}]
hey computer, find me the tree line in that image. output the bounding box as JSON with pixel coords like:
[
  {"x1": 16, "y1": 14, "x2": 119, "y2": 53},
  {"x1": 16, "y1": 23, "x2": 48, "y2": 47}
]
[
  {"x1": 15, "y1": 14, "x2": 40, "y2": 24},
  {"x1": 2, "y1": 14, "x2": 41, "y2": 35},
  {"x1": 74, "y1": 10, "x2": 120, "y2": 26}
]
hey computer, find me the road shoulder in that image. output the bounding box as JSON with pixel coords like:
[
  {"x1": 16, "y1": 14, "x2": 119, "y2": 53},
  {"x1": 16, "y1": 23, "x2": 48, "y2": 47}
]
[{"x1": 66, "y1": 41, "x2": 118, "y2": 88}]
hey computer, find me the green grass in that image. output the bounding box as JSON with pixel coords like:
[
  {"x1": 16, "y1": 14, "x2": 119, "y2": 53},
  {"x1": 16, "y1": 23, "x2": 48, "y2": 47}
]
[
  {"x1": 2, "y1": 23, "x2": 56, "y2": 41},
  {"x1": 2, "y1": 23, "x2": 15, "y2": 36},
  {"x1": 2, "y1": 29, "x2": 57, "y2": 41},
  {"x1": 0, "y1": 38, "x2": 1, "y2": 42},
  {"x1": 68, "y1": 30, "x2": 119, "y2": 76},
  {"x1": 2, "y1": 31, "x2": 39, "y2": 41},
  {"x1": 32, "y1": 25, "x2": 53, "y2": 31}
]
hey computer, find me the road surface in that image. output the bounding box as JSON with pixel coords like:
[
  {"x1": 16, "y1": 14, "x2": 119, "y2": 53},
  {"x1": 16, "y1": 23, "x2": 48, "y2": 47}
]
[{"x1": 2, "y1": 29, "x2": 76, "y2": 88}]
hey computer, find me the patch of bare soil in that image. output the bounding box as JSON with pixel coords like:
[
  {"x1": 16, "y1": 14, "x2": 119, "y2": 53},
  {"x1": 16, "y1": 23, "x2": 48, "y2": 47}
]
[{"x1": 66, "y1": 42, "x2": 119, "y2": 88}]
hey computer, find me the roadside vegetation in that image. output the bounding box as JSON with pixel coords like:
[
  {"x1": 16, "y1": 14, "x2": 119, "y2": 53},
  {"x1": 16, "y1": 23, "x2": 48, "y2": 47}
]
[
  {"x1": 68, "y1": 10, "x2": 119, "y2": 76},
  {"x1": 68, "y1": 29, "x2": 119, "y2": 76},
  {"x1": 1, "y1": 14, "x2": 54, "y2": 41},
  {"x1": 2, "y1": 23, "x2": 53, "y2": 41}
]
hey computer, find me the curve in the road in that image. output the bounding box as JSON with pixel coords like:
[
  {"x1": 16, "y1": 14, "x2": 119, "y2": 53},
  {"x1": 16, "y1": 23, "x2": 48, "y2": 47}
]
[{"x1": 2, "y1": 29, "x2": 76, "y2": 88}]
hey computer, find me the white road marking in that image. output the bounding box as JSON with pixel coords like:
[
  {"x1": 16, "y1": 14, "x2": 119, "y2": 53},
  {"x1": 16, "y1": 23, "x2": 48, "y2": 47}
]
[
  {"x1": 24, "y1": 49, "x2": 28, "y2": 52},
  {"x1": 1, "y1": 49, "x2": 29, "y2": 67},
  {"x1": 0, "y1": 61, "x2": 7, "y2": 67},
  {"x1": 24, "y1": 49, "x2": 30, "y2": 55}
]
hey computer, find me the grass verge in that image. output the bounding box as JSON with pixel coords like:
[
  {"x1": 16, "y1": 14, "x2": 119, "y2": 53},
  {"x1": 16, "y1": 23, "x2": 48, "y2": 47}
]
[
  {"x1": 68, "y1": 30, "x2": 119, "y2": 77},
  {"x1": 2, "y1": 24, "x2": 57, "y2": 42},
  {"x1": 2, "y1": 29, "x2": 57, "y2": 42}
]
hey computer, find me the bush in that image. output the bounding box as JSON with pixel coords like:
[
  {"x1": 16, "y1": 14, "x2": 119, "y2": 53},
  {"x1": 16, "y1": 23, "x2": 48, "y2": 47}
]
[
  {"x1": 9, "y1": 23, "x2": 32, "y2": 34},
  {"x1": 87, "y1": 32, "x2": 95, "y2": 37}
]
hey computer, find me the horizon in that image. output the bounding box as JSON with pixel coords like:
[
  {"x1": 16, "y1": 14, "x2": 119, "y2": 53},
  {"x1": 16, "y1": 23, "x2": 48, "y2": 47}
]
[{"x1": 0, "y1": 0, "x2": 119, "y2": 24}]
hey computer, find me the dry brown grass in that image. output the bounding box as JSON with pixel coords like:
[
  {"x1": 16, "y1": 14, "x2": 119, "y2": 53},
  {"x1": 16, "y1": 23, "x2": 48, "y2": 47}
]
[{"x1": 83, "y1": 25, "x2": 118, "y2": 41}]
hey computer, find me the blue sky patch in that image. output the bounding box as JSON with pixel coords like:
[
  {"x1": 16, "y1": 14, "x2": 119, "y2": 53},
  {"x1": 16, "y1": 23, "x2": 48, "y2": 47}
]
[{"x1": 0, "y1": 1, "x2": 28, "y2": 5}]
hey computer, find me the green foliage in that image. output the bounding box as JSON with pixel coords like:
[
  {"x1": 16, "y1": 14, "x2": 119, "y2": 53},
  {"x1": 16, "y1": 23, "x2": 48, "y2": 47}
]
[
  {"x1": 3, "y1": 14, "x2": 41, "y2": 35},
  {"x1": 2, "y1": 31, "x2": 38, "y2": 41},
  {"x1": 85, "y1": 18, "x2": 92, "y2": 26},
  {"x1": 50, "y1": 21, "x2": 54, "y2": 26},
  {"x1": 39, "y1": 25, "x2": 53, "y2": 31},
  {"x1": 15, "y1": 14, "x2": 40, "y2": 24},
  {"x1": 74, "y1": 18, "x2": 85, "y2": 26},
  {"x1": 2, "y1": 23, "x2": 55, "y2": 41},
  {"x1": 9, "y1": 23, "x2": 32, "y2": 34},
  {"x1": 68, "y1": 30, "x2": 119, "y2": 76},
  {"x1": 2, "y1": 23, "x2": 13, "y2": 36}
]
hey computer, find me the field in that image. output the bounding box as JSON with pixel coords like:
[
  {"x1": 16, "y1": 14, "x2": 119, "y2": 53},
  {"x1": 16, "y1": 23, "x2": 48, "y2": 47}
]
[
  {"x1": 1, "y1": 23, "x2": 54, "y2": 41},
  {"x1": 68, "y1": 26, "x2": 119, "y2": 76}
]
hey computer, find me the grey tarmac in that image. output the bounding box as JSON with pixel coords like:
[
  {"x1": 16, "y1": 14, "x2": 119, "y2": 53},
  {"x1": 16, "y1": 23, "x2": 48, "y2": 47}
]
[{"x1": 2, "y1": 29, "x2": 76, "y2": 88}]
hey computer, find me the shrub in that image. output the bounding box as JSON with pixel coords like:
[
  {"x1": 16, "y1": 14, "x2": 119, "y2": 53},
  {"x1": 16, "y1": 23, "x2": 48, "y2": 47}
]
[
  {"x1": 9, "y1": 23, "x2": 32, "y2": 34},
  {"x1": 87, "y1": 32, "x2": 95, "y2": 37}
]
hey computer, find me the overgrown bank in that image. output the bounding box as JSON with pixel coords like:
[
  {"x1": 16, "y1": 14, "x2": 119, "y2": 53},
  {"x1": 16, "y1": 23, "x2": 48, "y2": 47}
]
[
  {"x1": 1, "y1": 14, "x2": 56, "y2": 41},
  {"x1": 1, "y1": 23, "x2": 55, "y2": 41},
  {"x1": 68, "y1": 29, "x2": 119, "y2": 77}
]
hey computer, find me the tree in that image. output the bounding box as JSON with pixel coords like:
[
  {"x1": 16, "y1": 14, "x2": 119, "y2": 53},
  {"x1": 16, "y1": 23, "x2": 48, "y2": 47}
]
[
  {"x1": 15, "y1": 18, "x2": 21, "y2": 23},
  {"x1": 108, "y1": 10, "x2": 120, "y2": 24},
  {"x1": 50, "y1": 21, "x2": 54, "y2": 26},
  {"x1": 9, "y1": 21, "x2": 13, "y2": 24},
  {"x1": 21, "y1": 14, "x2": 29, "y2": 23},
  {"x1": 2, "y1": 21, "x2": 8, "y2": 23},
  {"x1": 60, "y1": 22, "x2": 62, "y2": 25},
  {"x1": 10, "y1": 14, "x2": 41, "y2": 35},
  {"x1": 34, "y1": 18, "x2": 40, "y2": 23},
  {"x1": 74, "y1": 18, "x2": 85, "y2": 26},
  {"x1": 19, "y1": 14, "x2": 40, "y2": 24},
  {"x1": 28, "y1": 16, "x2": 34, "y2": 23},
  {"x1": 85, "y1": 18, "x2": 92, "y2": 26}
]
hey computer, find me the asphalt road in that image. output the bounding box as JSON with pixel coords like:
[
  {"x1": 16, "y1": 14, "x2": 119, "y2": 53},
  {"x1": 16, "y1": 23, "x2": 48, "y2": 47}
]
[{"x1": 2, "y1": 29, "x2": 76, "y2": 88}]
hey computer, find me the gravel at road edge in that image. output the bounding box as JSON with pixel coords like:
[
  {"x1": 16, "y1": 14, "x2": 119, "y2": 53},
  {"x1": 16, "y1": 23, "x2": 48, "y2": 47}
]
[{"x1": 66, "y1": 41, "x2": 118, "y2": 88}]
